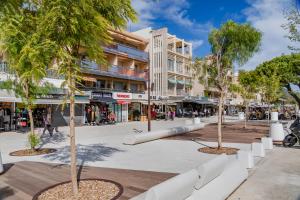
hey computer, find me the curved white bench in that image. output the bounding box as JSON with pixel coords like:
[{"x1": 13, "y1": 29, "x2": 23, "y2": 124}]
[
  {"x1": 237, "y1": 150, "x2": 254, "y2": 169},
  {"x1": 187, "y1": 160, "x2": 248, "y2": 200},
  {"x1": 123, "y1": 124, "x2": 204, "y2": 145},
  {"x1": 145, "y1": 169, "x2": 199, "y2": 200},
  {"x1": 195, "y1": 154, "x2": 228, "y2": 189},
  {"x1": 252, "y1": 142, "x2": 265, "y2": 157},
  {"x1": 0, "y1": 152, "x2": 3, "y2": 174}
]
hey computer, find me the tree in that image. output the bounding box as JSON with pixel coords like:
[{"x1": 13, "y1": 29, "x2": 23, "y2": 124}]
[
  {"x1": 283, "y1": 0, "x2": 300, "y2": 51},
  {"x1": 257, "y1": 67, "x2": 282, "y2": 121},
  {"x1": 0, "y1": 1, "x2": 54, "y2": 137},
  {"x1": 204, "y1": 21, "x2": 261, "y2": 149},
  {"x1": 37, "y1": 0, "x2": 137, "y2": 196},
  {"x1": 230, "y1": 70, "x2": 259, "y2": 128},
  {"x1": 255, "y1": 54, "x2": 300, "y2": 107}
]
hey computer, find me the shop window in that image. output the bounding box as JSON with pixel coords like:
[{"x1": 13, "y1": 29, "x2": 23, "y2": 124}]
[
  {"x1": 114, "y1": 81, "x2": 124, "y2": 91},
  {"x1": 96, "y1": 80, "x2": 106, "y2": 89},
  {"x1": 130, "y1": 84, "x2": 138, "y2": 93}
]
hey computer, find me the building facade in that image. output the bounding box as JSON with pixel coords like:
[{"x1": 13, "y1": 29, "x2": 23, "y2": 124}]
[
  {"x1": 79, "y1": 29, "x2": 149, "y2": 123},
  {"x1": 134, "y1": 27, "x2": 193, "y2": 102}
]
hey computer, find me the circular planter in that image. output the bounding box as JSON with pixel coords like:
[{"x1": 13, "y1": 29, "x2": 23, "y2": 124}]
[
  {"x1": 238, "y1": 112, "x2": 245, "y2": 120},
  {"x1": 9, "y1": 148, "x2": 57, "y2": 156},
  {"x1": 271, "y1": 112, "x2": 279, "y2": 121},
  {"x1": 270, "y1": 122, "x2": 284, "y2": 142},
  {"x1": 198, "y1": 147, "x2": 239, "y2": 155},
  {"x1": 32, "y1": 178, "x2": 123, "y2": 200}
]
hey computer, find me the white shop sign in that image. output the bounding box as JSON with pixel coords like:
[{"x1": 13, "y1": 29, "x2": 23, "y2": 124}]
[
  {"x1": 132, "y1": 93, "x2": 147, "y2": 100},
  {"x1": 112, "y1": 92, "x2": 132, "y2": 100}
]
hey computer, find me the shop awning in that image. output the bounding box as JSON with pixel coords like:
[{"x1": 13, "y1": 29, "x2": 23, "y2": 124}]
[
  {"x1": 82, "y1": 76, "x2": 97, "y2": 82},
  {"x1": 117, "y1": 100, "x2": 130, "y2": 105},
  {"x1": 183, "y1": 99, "x2": 216, "y2": 105},
  {"x1": 168, "y1": 79, "x2": 176, "y2": 84},
  {"x1": 0, "y1": 90, "x2": 16, "y2": 102},
  {"x1": 90, "y1": 97, "x2": 116, "y2": 103},
  {"x1": 177, "y1": 80, "x2": 185, "y2": 85}
]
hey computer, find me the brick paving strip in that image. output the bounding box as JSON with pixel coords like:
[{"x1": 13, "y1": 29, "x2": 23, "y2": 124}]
[
  {"x1": 0, "y1": 161, "x2": 177, "y2": 200},
  {"x1": 165, "y1": 121, "x2": 269, "y2": 144}
]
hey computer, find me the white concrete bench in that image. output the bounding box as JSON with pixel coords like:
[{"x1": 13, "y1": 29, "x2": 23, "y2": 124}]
[
  {"x1": 144, "y1": 169, "x2": 199, "y2": 200},
  {"x1": 186, "y1": 160, "x2": 248, "y2": 200},
  {"x1": 252, "y1": 142, "x2": 265, "y2": 157},
  {"x1": 261, "y1": 137, "x2": 273, "y2": 150},
  {"x1": 123, "y1": 124, "x2": 204, "y2": 145},
  {"x1": 131, "y1": 155, "x2": 248, "y2": 200},
  {"x1": 0, "y1": 151, "x2": 3, "y2": 174},
  {"x1": 237, "y1": 150, "x2": 254, "y2": 169},
  {"x1": 195, "y1": 154, "x2": 228, "y2": 189}
]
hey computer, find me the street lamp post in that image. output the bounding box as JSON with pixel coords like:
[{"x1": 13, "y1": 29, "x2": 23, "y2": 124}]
[{"x1": 146, "y1": 68, "x2": 153, "y2": 132}]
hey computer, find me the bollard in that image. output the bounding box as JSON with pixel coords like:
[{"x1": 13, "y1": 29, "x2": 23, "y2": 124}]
[{"x1": 0, "y1": 151, "x2": 3, "y2": 174}]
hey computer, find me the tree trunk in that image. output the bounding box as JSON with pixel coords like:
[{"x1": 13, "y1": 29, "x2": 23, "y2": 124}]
[
  {"x1": 217, "y1": 93, "x2": 223, "y2": 149},
  {"x1": 28, "y1": 106, "x2": 34, "y2": 134},
  {"x1": 69, "y1": 74, "x2": 78, "y2": 196},
  {"x1": 268, "y1": 104, "x2": 271, "y2": 124},
  {"x1": 244, "y1": 101, "x2": 248, "y2": 129}
]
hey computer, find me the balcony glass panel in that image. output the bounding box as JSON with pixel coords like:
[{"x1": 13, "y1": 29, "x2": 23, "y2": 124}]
[
  {"x1": 81, "y1": 59, "x2": 146, "y2": 81},
  {"x1": 168, "y1": 59, "x2": 175, "y2": 72},
  {"x1": 117, "y1": 44, "x2": 148, "y2": 61}
]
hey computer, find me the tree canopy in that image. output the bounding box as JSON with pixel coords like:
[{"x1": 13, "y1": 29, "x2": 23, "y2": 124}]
[{"x1": 254, "y1": 53, "x2": 300, "y2": 105}]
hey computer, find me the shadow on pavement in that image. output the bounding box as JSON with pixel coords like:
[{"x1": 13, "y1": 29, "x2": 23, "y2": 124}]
[
  {"x1": 0, "y1": 163, "x2": 14, "y2": 175},
  {"x1": 42, "y1": 143, "x2": 125, "y2": 164},
  {"x1": 0, "y1": 186, "x2": 14, "y2": 199},
  {"x1": 39, "y1": 131, "x2": 67, "y2": 148}
]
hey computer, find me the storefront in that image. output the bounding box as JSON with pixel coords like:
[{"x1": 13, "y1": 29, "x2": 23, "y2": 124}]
[
  {"x1": 130, "y1": 93, "x2": 148, "y2": 121},
  {"x1": 112, "y1": 92, "x2": 132, "y2": 122},
  {"x1": 86, "y1": 91, "x2": 116, "y2": 124}
]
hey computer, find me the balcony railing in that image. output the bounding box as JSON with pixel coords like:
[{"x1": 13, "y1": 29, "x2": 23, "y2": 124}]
[
  {"x1": 104, "y1": 43, "x2": 149, "y2": 62},
  {"x1": 0, "y1": 61, "x2": 9, "y2": 73},
  {"x1": 77, "y1": 86, "x2": 145, "y2": 94},
  {"x1": 81, "y1": 59, "x2": 146, "y2": 81}
]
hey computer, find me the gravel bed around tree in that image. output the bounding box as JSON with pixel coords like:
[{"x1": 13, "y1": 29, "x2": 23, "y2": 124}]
[
  {"x1": 198, "y1": 147, "x2": 239, "y2": 155},
  {"x1": 9, "y1": 148, "x2": 57, "y2": 156},
  {"x1": 34, "y1": 179, "x2": 123, "y2": 200}
]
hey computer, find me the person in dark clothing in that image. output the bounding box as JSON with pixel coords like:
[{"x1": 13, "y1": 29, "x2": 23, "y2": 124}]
[{"x1": 42, "y1": 112, "x2": 53, "y2": 136}]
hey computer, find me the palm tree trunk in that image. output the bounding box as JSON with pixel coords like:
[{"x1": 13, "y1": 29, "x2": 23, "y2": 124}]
[
  {"x1": 69, "y1": 72, "x2": 78, "y2": 196},
  {"x1": 218, "y1": 92, "x2": 223, "y2": 149}
]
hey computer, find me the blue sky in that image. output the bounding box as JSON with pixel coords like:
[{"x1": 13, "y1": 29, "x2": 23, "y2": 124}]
[{"x1": 130, "y1": 0, "x2": 296, "y2": 70}]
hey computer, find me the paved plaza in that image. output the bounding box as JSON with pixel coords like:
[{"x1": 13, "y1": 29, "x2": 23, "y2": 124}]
[{"x1": 0, "y1": 118, "x2": 300, "y2": 200}]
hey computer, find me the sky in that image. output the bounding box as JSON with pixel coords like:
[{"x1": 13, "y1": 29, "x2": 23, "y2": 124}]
[{"x1": 129, "y1": 0, "x2": 297, "y2": 70}]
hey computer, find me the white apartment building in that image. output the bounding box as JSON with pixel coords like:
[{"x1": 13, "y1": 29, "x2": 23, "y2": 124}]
[{"x1": 134, "y1": 27, "x2": 193, "y2": 101}]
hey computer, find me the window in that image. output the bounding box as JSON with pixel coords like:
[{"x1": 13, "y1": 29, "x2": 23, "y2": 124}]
[
  {"x1": 114, "y1": 82, "x2": 124, "y2": 91},
  {"x1": 130, "y1": 84, "x2": 138, "y2": 92},
  {"x1": 96, "y1": 80, "x2": 106, "y2": 89}
]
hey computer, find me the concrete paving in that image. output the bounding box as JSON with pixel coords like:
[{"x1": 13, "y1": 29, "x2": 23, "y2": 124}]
[
  {"x1": 0, "y1": 117, "x2": 252, "y2": 173},
  {"x1": 228, "y1": 146, "x2": 300, "y2": 200}
]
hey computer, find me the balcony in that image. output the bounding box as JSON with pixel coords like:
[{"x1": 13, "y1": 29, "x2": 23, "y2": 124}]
[
  {"x1": 77, "y1": 86, "x2": 145, "y2": 94},
  {"x1": 0, "y1": 61, "x2": 9, "y2": 73},
  {"x1": 104, "y1": 43, "x2": 149, "y2": 62},
  {"x1": 81, "y1": 59, "x2": 146, "y2": 82}
]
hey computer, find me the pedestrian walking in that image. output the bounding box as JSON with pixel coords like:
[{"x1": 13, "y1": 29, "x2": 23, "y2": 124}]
[{"x1": 43, "y1": 111, "x2": 53, "y2": 137}]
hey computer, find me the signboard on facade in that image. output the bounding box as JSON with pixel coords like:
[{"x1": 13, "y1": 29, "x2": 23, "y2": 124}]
[
  {"x1": 112, "y1": 92, "x2": 132, "y2": 100},
  {"x1": 91, "y1": 92, "x2": 112, "y2": 100},
  {"x1": 132, "y1": 93, "x2": 147, "y2": 100}
]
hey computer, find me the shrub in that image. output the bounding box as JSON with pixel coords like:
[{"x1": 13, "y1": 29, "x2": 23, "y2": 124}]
[{"x1": 28, "y1": 132, "x2": 40, "y2": 150}]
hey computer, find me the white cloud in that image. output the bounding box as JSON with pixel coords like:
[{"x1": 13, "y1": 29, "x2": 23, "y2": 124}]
[
  {"x1": 129, "y1": 0, "x2": 213, "y2": 34},
  {"x1": 189, "y1": 39, "x2": 204, "y2": 50},
  {"x1": 242, "y1": 0, "x2": 295, "y2": 70}
]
